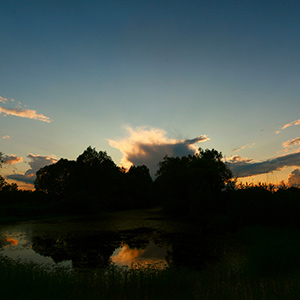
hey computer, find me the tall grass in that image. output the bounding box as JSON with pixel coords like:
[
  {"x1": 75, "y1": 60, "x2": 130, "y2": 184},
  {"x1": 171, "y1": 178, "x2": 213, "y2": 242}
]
[{"x1": 1, "y1": 248, "x2": 300, "y2": 300}]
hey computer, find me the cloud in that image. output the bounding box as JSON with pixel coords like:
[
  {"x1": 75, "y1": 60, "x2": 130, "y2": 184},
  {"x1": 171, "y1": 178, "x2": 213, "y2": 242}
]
[
  {"x1": 0, "y1": 96, "x2": 8, "y2": 104},
  {"x1": 2, "y1": 135, "x2": 10, "y2": 139},
  {"x1": 282, "y1": 137, "x2": 300, "y2": 149},
  {"x1": 227, "y1": 155, "x2": 254, "y2": 164},
  {"x1": 6, "y1": 154, "x2": 57, "y2": 185},
  {"x1": 288, "y1": 169, "x2": 300, "y2": 187},
  {"x1": 233, "y1": 143, "x2": 255, "y2": 152},
  {"x1": 0, "y1": 106, "x2": 51, "y2": 123},
  {"x1": 2, "y1": 155, "x2": 23, "y2": 165},
  {"x1": 108, "y1": 126, "x2": 209, "y2": 177},
  {"x1": 276, "y1": 119, "x2": 300, "y2": 134},
  {"x1": 228, "y1": 152, "x2": 300, "y2": 177}
]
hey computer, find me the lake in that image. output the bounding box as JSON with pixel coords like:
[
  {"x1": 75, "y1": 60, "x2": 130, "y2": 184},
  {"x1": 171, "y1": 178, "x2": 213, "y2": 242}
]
[{"x1": 0, "y1": 208, "x2": 239, "y2": 271}]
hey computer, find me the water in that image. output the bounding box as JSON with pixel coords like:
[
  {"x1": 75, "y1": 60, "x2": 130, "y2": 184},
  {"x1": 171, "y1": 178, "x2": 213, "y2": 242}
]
[{"x1": 0, "y1": 209, "x2": 234, "y2": 271}]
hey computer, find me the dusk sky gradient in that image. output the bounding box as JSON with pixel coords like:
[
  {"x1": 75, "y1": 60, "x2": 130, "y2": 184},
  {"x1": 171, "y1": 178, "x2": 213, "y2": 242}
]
[{"x1": 1, "y1": 0, "x2": 300, "y2": 189}]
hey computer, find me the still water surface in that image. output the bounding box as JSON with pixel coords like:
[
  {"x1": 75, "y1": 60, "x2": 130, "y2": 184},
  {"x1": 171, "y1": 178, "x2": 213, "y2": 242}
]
[{"x1": 0, "y1": 209, "x2": 233, "y2": 271}]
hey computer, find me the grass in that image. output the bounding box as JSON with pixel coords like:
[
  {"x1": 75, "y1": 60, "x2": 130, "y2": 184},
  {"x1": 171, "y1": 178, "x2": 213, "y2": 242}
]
[{"x1": 1, "y1": 247, "x2": 300, "y2": 300}]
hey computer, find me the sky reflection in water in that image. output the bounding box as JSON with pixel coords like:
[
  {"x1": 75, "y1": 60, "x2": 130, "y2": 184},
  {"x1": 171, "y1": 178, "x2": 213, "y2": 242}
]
[{"x1": 0, "y1": 229, "x2": 169, "y2": 270}]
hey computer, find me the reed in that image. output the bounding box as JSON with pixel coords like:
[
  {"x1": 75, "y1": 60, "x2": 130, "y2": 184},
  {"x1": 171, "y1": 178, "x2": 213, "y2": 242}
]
[{"x1": 1, "y1": 250, "x2": 300, "y2": 300}]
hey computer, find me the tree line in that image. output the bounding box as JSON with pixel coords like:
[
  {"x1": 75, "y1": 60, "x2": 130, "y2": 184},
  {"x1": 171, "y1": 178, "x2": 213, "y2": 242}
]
[{"x1": 1, "y1": 147, "x2": 300, "y2": 229}]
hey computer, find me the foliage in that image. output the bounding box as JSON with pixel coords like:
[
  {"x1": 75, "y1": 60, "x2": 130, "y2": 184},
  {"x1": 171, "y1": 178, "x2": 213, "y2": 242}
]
[
  {"x1": 35, "y1": 159, "x2": 76, "y2": 195},
  {"x1": 2, "y1": 248, "x2": 300, "y2": 300},
  {"x1": 34, "y1": 146, "x2": 153, "y2": 212},
  {"x1": 155, "y1": 148, "x2": 232, "y2": 218},
  {"x1": 0, "y1": 152, "x2": 18, "y2": 192}
]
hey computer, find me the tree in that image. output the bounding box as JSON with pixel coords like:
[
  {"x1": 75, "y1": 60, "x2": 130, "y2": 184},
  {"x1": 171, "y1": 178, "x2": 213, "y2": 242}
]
[
  {"x1": 0, "y1": 152, "x2": 18, "y2": 191},
  {"x1": 124, "y1": 165, "x2": 153, "y2": 207},
  {"x1": 35, "y1": 159, "x2": 76, "y2": 195},
  {"x1": 155, "y1": 148, "x2": 232, "y2": 217}
]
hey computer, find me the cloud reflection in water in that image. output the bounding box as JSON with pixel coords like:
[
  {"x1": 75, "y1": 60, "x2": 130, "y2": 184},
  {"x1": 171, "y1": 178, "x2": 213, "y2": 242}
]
[{"x1": 111, "y1": 241, "x2": 169, "y2": 269}]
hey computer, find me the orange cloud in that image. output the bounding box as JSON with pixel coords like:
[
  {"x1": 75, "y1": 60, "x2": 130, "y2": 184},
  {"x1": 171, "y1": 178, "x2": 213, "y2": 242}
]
[
  {"x1": 276, "y1": 119, "x2": 300, "y2": 134},
  {"x1": 0, "y1": 106, "x2": 51, "y2": 122},
  {"x1": 2, "y1": 135, "x2": 10, "y2": 139},
  {"x1": 109, "y1": 126, "x2": 209, "y2": 176},
  {"x1": 2, "y1": 155, "x2": 23, "y2": 165},
  {"x1": 0, "y1": 96, "x2": 8, "y2": 104},
  {"x1": 6, "y1": 154, "x2": 57, "y2": 185},
  {"x1": 282, "y1": 137, "x2": 300, "y2": 149},
  {"x1": 233, "y1": 143, "x2": 255, "y2": 152}
]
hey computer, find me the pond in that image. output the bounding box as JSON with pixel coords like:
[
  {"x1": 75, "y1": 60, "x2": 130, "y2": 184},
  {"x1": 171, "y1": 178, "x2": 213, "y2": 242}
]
[{"x1": 0, "y1": 208, "x2": 236, "y2": 271}]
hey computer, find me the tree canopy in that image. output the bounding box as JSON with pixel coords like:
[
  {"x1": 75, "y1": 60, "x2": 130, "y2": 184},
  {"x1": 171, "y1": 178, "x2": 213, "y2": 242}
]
[{"x1": 155, "y1": 148, "x2": 232, "y2": 216}]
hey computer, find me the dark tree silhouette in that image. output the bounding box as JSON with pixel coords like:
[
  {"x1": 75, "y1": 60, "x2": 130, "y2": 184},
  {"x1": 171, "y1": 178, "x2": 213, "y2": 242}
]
[
  {"x1": 155, "y1": 148, "x2": 232, "y2": 218},
  {"x1": 35, "y1": 159, "x2": 76, "y2": 195},
  {"x1": 124, "y1": 165, "x2": 153, "y2": 208},
  {"x1": 0, "y1": 152, "x2": 18, "y2": 192}
]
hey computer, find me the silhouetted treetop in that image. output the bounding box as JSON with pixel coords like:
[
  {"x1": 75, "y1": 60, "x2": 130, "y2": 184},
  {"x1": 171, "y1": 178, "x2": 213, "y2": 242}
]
[
  {"x1": 76, "y1": 146, "x2": 115, "y2": 169},
  {"x1": 155, "y1": 148, "x2": 233, "y2": 216},
  {"x1": 156, "y1": 148, "x2": 232, "y2": 190},
  {"x1": 35, "y1": 159, "x2": 76, "y2": 195}
]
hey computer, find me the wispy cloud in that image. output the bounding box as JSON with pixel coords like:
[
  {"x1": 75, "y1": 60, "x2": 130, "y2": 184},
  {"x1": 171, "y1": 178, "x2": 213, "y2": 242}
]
[
  {"x1": 0, "y1": 96, "x2": 8, "y2": 104},
  {"x1": 0, "y1": 95, "x2": 51, "y2": 123},
  {"x1": 2, "y1": 135, "x2": 10, "y2": 139},
  {"x1": 7, "y1": 154, "x2": 57, "y2": 185},
  {"x1": 282, "y1": 137, "x2": 300, "y2": 149},
  {"x1": 228, "y1": 152, "x2": 300, "y2": 177},
  {"x1": 109, "y1": 126, "x2": 209, "y2": 177},
  {"x1": 2, "y1": 155, "x2": 23, "y2": 165},
  {"x1": 233, "y1": 143, "x2": 255, "y2": 152},
  {"x1": 276, "y1": 119, "x2": 300, "y2": 134},
  {"x1": 0, "y1": 106, "x2": 51, "y2": 123},
  {"x1": 288, "y1": 169, "x2": 300, "y2": 187}
]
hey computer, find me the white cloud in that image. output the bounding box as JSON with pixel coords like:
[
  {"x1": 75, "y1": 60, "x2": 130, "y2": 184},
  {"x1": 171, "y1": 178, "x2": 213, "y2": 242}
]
[{"x1": 109, "y1": 126, "x2": 209, "y2": 177}]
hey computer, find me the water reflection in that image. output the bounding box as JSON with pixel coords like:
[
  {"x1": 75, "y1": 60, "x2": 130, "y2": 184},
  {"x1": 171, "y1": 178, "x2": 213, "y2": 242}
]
[
  {"x1": 111, "y1": 241, "x2": 169, "y2": 269},
  {"x1": 0, "y1": 217, "x2": 227, "y2": 271},
  {"x1": 5, "y1": 238, "x2": 18, "y2": 246},
  {"x1": 0, "y1": 228, "x2": 170, "y2": 270}
]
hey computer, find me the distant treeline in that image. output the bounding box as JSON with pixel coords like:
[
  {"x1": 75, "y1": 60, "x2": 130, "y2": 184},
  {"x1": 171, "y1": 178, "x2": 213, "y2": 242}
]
[{"x1": 1, "y1": 147, "x2": 300, "y2": 229}]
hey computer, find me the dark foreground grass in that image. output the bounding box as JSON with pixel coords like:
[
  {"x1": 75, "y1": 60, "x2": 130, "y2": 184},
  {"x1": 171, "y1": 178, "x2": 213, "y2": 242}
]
[{"x1": 1, "y1": 252, "x2": 300, "y2": 300}]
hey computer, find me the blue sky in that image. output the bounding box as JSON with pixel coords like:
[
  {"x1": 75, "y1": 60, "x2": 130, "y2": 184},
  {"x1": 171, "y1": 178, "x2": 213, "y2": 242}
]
[{"x1": 1, "y1": 0, "x2": 300, "y2": 189}]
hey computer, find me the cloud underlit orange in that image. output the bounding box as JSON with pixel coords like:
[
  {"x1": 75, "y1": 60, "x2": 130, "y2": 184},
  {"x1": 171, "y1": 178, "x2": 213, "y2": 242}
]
[
  {"x1": 2, "y1": 155, "x2": 23, "y2": 165},
  {"x1": 109, "y1": 126, "x2": 209, "y2": 176},
  {"x1": 276, "y1": 119, "x2": 300, "y2": 134},
  {"x1": 0, "y1": 106, "x2": 51, "y2": 123}
]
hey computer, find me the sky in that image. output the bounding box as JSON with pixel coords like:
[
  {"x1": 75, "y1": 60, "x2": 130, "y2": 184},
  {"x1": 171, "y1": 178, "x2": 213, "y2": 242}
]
[{"x1": 1, "y1": 0, "x2": 300, "y2": 190}]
